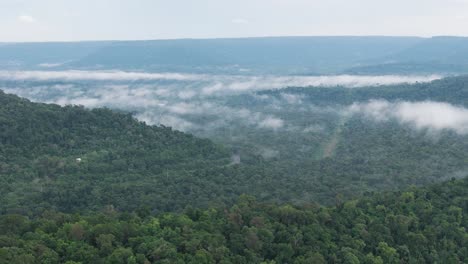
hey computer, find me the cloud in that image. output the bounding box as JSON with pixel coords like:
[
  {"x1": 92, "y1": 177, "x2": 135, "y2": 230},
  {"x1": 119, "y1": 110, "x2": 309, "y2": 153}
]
[
  {"x1": 349, "y1": 100, "x2": 468, "y2": 135},
  {"x1": 0, "y1": 71, "x2": 441, "y2": 93},
  {"x1": 167, "y1": 102, "x2": 200, "y2": 114},
  {"x1": 258, "y1": 148, "x2": 280, "y2": 159},
  {"x1": 38, "y1": 63, "x2": 64, "y2": 68},
  {"x1": 200, "y1": 75, "x2": 442, "y2": 95},
  {"x1": 0, "y1": 70, "x2": 202, "y2": 82},
  {"x1": 303, "y1": 125, "x2": 325, "y2": 133},
  {"x1": 281, "y1": 93, "x2": 303, "y2": 104},
  {"x1": 178, "y1": 90, "x2": 196, "y2": 99},
  {"x1": 136, "y1": 112, "x2": 195, "y2": 131},
  {"x1": 232, "y1": 18, "x2": 249, "y2": 24},
  {"x1": 0, "y1": 72, "x2": 445, "y2": 134},
  {"x1": 18, "y1": 15, "x2": 36, "y2": 24},
  {"x1": 3, "y1": 82, "x2": 287, "y2": 132},
  {"x1": 258, "y1": 75, "x2": 441, "y2": 89},
  {"x1": 24, "y1": 84, "x2": 168, "y2": 109},
  {"x1": 258, "y1": 116, "x2": 284, "y2": 129}
]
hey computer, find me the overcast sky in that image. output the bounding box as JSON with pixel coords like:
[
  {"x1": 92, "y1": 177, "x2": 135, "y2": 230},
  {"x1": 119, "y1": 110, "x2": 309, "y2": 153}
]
[{"x1": 1, "y1": 0, "x2": 468, "y2": 42}]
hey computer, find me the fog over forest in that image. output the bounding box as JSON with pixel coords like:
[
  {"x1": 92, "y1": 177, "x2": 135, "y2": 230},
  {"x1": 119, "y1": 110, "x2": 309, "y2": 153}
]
[{"x1": 1, "y1": 70, "x2": 449, "y2": 133}]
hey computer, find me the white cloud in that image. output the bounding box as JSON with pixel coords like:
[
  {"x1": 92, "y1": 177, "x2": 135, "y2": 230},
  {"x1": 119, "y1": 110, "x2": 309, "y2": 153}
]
[
  {"x1": 18, "y1": 15, "x2": 36, "y2": 24},
  {"x1": 349, "y1": 100, "x2": 468, "y2": 135},
  {"x1": 199, "y1": 75, "x2": 442, "y2": 95},
  {"x1": 231, "y1": 18, "x2": 249, "y2": 24},
  {"x1": 38, "y1": 63, "x2": 64, "y2": 68},
  {"x1": 33, "y1": 84, "x2": 167, "y2": 109},
  {"x1": 136, "y1": 112, "x2": 195, "y2": 131},
  {"x1": 4, "y1": 82, "x2": 287, "y2": 132},
  {"x1": 303, "y1": 125, "x2": 325, "y2": 133},
  {"x1": 281, "y1": 93, "x2": 303, "y2": 104},
  {"x1": 0, "y1": 71, "x2": 441, "y2": 94},
  {"x1": 0, "y1": 70, "x2": 202, "y2": 82},
  {"x1": 258, "y1": 116, "x2": 284, "y2": 129},
  {"x1": 178, "y1": 90, "x2": 196, "y2": 99},
  {"x1": 1, "y1": 72, "x2": 449, "y2": 135},
  {"x1": 167, "y1": 102, "x2": 199, "y2": 114},
  {"x1": 258, "y1": 148, "x2": 280, "y2": 159}
]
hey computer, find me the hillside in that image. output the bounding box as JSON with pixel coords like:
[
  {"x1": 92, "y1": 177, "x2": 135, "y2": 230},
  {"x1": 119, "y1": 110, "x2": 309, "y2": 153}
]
[
  {"x1": 259, "y1": 74, "x2": 468, "y2": 106},
  {"x1": 0, "y1": 88, "x2": 467, "y2": 263},
  {"x1": 0, "y1": 90, "x2": 233, "y2": 214},
  {"x1": 2, "y1": 74, "x2": 468, "y2": 215}
]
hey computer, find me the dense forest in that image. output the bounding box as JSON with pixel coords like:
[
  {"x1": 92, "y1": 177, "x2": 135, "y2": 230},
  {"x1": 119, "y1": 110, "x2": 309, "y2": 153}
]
[
  {"x1": 258, "y1": 75, "x2": 468, "y2": 107},
  {"x1": 2, "y1": 85, "x2": 467, "y2": 217},
  {"x1": 1, "y1": 177, "x2": 466, "y2": 263},
  {"x1": 0, "y1": 90, "x2": 237, "y2": 214},
  {"x1": 3, "y1": 0, "x2": 468, "y2": 261},
  {"x1": 1, "y1": 84, "x2": 468, "y2": 263}
]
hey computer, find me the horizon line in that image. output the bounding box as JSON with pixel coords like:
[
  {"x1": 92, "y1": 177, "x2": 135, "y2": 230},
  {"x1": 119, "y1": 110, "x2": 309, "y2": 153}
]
[{"x1": 1, "y1": 34, "x2": 467, "y2": 44}]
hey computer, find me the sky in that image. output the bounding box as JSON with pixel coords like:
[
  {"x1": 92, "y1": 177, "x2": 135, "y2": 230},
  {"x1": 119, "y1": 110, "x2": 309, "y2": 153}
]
[{"x1": 1, "y1": 0, "x2": 468, "y2": 42}]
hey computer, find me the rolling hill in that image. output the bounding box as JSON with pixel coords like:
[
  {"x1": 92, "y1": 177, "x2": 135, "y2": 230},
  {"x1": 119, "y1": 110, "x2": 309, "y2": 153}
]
[{"x1": 3, "y1": 36, "x2": 468, "y2": 74}]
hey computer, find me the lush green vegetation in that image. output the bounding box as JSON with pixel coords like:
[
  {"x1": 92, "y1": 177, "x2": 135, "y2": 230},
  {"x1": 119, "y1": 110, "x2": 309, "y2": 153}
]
[
  {"x1": 1, "y1": 82, "x2": 468, "y2": 263},
  {"x1": 2, "y1": 37, "x2": 468, "y2": 263},
  {"x1": 1, "y1": 177, "x2": 467, "y2": 263},
  {"x1": 0, "y1": 90, "x2": 234, "y2": 214},
  {"x1": 0, "y1": 89, "x2": 347, "y2": 215},
  {"x1": 2, "y1": 77, "x2": 468, "y2": 216},
  {"x1": 258, "y1": 75, "x2": 468, "y2": 106},
  {"x1": 200, "y1": 76, "x2": 468, "y2": 201}
]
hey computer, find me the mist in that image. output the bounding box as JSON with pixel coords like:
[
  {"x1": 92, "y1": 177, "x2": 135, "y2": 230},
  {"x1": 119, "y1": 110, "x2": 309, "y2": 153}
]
[
  {"x1": 0, "y1": 70, "x2": 441, "y2": 96},
  {"x1": 349, "y1": 100, "x2": 468, "y2": 135}
]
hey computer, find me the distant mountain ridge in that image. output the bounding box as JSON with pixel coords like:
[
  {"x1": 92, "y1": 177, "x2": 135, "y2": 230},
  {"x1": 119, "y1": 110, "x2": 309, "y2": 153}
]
[
  {"x1": 70, "y1": 36, "x2": 423, "y2": 74},
  {"x1": 0, "y1": 41, "x2": 110, "y2": 69},
  {"x1": 2, "y1": 36, "x2": 468, "y2": 74}
]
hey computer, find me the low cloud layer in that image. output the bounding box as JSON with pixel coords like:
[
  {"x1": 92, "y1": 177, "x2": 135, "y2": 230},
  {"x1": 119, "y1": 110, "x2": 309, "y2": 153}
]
[
  {"x1": 2, "y1": 83, "x2": 289, "y2": 132},
  {"x1": 0, "y1": 71, "x2": 441, "y2": 95},
  {"x1": 38, "y1": 63, "x2": 65, "y2": 68},
  {"x1": 258, "y1": 116, "x2": 284, "y2": 129},
  {"x1": 0, "y1": 70, "x2": 200, "y2": 82},
  {"x1": 2, "y1": 72, "x2": 459, "y2": 138},
  {"x1": 349, "y1": 100, "x2": 468, "y2": 135}
]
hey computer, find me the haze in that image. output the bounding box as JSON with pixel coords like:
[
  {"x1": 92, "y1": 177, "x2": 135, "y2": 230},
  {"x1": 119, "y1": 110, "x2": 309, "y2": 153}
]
[{"x1": 1, "y1": 0, "x2": 468, "y2": 42}]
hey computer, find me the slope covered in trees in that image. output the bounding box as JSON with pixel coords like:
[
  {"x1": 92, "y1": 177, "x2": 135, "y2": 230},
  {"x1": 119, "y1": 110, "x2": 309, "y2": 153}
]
[
  {"x1": 258, "y1": 75, "x2": 468, "y2": 107},
  {"x1": 1, "y1": 90, "x2": 353, "y2": 214},
  {"x1": 2, "y1": 81, "x2": 468, "y2": 216},
  {"x1": 1, "y1": 85, "x2": 467, "y2": 263},
  {"x1": 0, "y1": 90, "x2": 233, "y2": 214},
  {"x1": 0, "y1": 177, "x2": 466, "y2": 263}
]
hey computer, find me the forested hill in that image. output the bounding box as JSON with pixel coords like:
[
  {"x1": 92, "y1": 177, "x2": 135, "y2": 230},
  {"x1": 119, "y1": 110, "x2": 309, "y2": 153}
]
[
  {"x1": 0, "y1": 90, "x2": 226, "y2": 162},
  {"x1": 1, "y1": 90, "x2": 467, "y2": 263},
  {"x1": 2, "y1": 88, "x2": 467, "y2": 216},
  {"x1": 0, "y1": 176, "x2": 466, "y2": 263},
  {"x1": 260, "y1": 74, "x2": 468, "y2": 106},
  {"x1": 0, "y1": 90, "x2": 231, "y2": 214}
]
